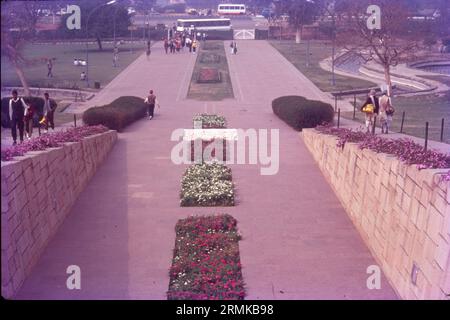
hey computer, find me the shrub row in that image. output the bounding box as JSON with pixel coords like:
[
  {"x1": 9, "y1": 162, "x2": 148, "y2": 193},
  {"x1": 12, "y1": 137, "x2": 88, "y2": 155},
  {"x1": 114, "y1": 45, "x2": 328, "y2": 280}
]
[
  {"x1": 316, "y1": 125, "x2": 450, "y2": 170},
  {"x1": 272, "y1": 95, "x2": 334, "y2": 131},
  {"x1": 82, "y1": 96, "x2": 146, "y2": 131},
  {"x1": 193, "y1": 114, "x2": 227, "y2": 129},
  {"x1": 1, "y1": 125, "x2": 109, "y2": 162},
  {"x1": 180, "y1": 163, "x2": 235, "y2": 207},
  {"x1": 167, "y1": 214, "x2": 245, "y2": 300}
]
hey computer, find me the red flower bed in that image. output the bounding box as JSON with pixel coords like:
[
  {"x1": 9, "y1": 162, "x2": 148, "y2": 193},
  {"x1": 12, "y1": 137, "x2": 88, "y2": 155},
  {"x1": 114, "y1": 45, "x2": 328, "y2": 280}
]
[
  {"x1": 197, "y1": 67, "x2": 221, "y2": 83},
  {"x1": 167, "y1": 214, "x2": 245, "y2": 300},
  {"x1": 1, "y1": 125, "x2": 109, "y2": 162},
  {"x1": 316, "y1": 125, "x2": 450, "y2": 170}
]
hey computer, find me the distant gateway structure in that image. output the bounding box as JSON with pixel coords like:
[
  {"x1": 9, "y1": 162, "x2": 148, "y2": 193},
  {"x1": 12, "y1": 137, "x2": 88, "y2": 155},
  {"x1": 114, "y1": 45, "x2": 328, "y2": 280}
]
[{"x1": 217, "y1": 3, "x2": 246, "y2": 15}]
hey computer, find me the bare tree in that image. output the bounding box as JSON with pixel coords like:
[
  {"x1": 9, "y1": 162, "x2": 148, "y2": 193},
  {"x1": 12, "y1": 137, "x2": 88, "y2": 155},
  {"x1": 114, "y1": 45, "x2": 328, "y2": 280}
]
[{"x1": 337, "y1": 0, "x2": 422, "y2": 95}]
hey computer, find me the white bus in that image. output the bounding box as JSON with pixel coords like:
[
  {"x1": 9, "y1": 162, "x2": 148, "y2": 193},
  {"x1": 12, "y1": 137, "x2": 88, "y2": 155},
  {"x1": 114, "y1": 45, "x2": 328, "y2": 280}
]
[
  {"x1": 176, "y1": 18, "x2": 232, "y2": 32},
  {"x1": 217, "y1": 4, "x2": 246, "y2": 15}
]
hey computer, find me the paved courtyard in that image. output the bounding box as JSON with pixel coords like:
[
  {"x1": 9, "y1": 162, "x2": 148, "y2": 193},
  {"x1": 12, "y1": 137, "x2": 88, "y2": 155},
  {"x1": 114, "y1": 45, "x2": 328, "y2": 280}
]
[{"x1": 15, "y1": 40, "x2": 398, "y2": 299}]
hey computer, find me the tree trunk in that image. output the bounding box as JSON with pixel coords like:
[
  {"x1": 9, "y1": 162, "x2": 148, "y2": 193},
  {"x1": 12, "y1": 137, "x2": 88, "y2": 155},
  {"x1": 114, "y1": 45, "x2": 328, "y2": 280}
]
[
  {"x1": 96, "y1": 36, "x2": 103, "y2": 51},
  {"x1": 295, "y1": 26, "x2": 302, "y2": 44},
  {"x1": 384, "y1": 64, "x2": 392, "y2": 96},
  {"x1": 13, "y1": 63, "x2": 30, "y2": 96}
]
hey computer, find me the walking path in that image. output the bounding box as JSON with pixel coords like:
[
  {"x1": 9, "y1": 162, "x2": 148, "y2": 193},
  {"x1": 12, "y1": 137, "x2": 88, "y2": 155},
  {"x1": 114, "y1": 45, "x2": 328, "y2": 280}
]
[{"x1": 16, "y1": 41, "x2": 398, "y2": 299}]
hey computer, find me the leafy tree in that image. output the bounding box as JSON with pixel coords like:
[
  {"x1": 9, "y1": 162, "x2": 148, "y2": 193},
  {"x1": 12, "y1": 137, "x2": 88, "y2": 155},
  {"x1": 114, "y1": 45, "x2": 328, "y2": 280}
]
[
  {"x1": 56, "y1": 0, "x2": 130, "y2": 50},
  {"x1": 1, "y1": 1, "x2": 43, "y2": 95},
  {"x1": 275, "y1": 0, "x2": 320, "y2": 43}
]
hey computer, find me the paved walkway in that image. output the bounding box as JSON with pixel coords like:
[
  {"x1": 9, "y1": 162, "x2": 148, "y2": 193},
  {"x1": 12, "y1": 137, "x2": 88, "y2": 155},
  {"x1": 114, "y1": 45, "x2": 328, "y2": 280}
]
[{"x1": 16, "y1": 41, "x2": 398, "y2": 299}]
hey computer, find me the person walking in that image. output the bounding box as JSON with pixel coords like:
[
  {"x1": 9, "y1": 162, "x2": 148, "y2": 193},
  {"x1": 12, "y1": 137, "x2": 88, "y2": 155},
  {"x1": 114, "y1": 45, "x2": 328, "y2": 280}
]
[
  {"x1": 8, "y1": 89, "x2": 27, "y2": 145},
  {"x1": 233, "y1": 42, "x2": 238, "y2": 55},
  {"x1": 47, "y1": 59, "x2": 53, "y2": 77},
  {"x1": 192, "y1": 40, "x2": 198, "y2": 54},
  {"x1": 230, "y1": 41, "x2": 234, "y2": 54},
  {"x1": 23, "y1": 100, "x2": 35, "y2": 140},
  {"x1": 378, "y1": 91, "x2": 395, "y2": 134},
  {"x1": 144, "y1": 89, "x2": 159, "y2": 120},
  {"x1": 113, "y1": 46, "x2": 119, "y2": 67},
  {"x1": 186, "y1": 37, "x2": 192, "y2": 53},
  {"x1": 361, "y1": 89, "x2": 380, "y2": 133},
  {"x1": 43, "y1": 92, "x2": 57, "y2": 132},
  {"x1": 164, "y1": 38, "x2": 169, "y2": 54}
]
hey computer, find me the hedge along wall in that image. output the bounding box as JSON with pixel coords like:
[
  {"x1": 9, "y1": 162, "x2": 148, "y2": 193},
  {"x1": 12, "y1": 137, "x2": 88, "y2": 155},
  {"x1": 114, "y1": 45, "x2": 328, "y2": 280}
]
[
  {"x1": 302, "y1": 128, "x2": 449, "y2": 300},
  {"x1": 1, "y1": 130, "x2": 117, "y2": 298}
]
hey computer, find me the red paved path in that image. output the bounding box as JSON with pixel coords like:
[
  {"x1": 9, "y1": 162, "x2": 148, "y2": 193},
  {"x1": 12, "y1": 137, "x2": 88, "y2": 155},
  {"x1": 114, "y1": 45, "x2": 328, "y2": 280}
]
[{"x1": 16, "y1": 41, "x2": 398, "y2": 299}]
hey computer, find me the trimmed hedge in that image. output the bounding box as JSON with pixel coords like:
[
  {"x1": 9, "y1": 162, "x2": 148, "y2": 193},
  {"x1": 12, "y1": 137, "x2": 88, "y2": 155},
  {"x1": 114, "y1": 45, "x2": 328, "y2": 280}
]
[
  {"x1": 82, "y1": 96, "x2": 146, "y2": 131},
  {"x1": 1, "y1": 97, "x2": 45, "y2": 128},
  {"x1": 272, "y1": 95, "x2": 334, "y2": 131}
]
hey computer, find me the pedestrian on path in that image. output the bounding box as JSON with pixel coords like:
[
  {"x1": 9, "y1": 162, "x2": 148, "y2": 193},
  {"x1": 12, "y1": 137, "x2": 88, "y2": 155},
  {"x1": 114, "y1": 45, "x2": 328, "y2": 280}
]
[
  {"x1": 164, "y1": 38, "x2": 169, "y2": 54},
  {"x1": 378, "y1": 91, "x2": 395, "y2": 134},
  {"x1": 233, "y1": 42, "x2": 238, "y2": 55},
  {"x1": 24, "y1": 100, "x2": 35, "y2": 140},
  {"x1": 186, "y1": 37, "x2": 192, "y2": 53},
  {"x1": 192, "y1": 40, "x2": 198, "y2": 54},
  {"x1": 360, "y1": 89, "x2": 379, "y2": 133},
  {"x1": 144, "y1": 89, "x2": 159, "y2": 120},
  {"x1": 42, "y1": 92, "x2": 57, "y2": 132},
  {"x1": 113, "y1": 46, "x2": 119, "y2": 67},
  {"x1": 8, "y1": 89, "x2": 26, "y2": 145},
  {"x1": 230, "y1": 41, "x2": 234, "y2": 54},
  {"x1": 47, "y1": 58, "x2": 53, "y2": 77}
]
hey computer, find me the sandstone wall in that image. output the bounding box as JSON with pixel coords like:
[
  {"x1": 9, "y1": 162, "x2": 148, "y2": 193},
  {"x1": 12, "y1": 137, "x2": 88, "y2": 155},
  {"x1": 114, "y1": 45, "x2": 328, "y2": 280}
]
[
  {"x1": 1, "y1": 130, "x2": 117, "y2": 298},
  {"x1": 302, "y1": 129, "x2": 449, "y2": 300}
]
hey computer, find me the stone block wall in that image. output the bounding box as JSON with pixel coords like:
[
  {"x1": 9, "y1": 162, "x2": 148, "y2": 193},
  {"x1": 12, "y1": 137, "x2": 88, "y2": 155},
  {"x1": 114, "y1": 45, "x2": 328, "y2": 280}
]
[
  {"x1": 302, "y1": 128, "x2": 449, "y2": 300},
  {"x1": 1, "y1": 130, "x2": 117, "y2": 298}
]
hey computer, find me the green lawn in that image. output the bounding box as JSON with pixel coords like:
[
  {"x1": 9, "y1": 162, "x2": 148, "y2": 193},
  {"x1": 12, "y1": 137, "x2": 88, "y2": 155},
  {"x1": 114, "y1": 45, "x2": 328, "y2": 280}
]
[
  {"x1": 187, "y1": 41, "x2": 234, "y2": 101},
  {"x1": 342, "y1": 91, "x2": 450, "y2": 144},
  {"x1": 1, "y1": 42, "x2": 146, "y2": 90},
  {"x1": 270, "y1": 40, "x2": 377, "y2": 92}
]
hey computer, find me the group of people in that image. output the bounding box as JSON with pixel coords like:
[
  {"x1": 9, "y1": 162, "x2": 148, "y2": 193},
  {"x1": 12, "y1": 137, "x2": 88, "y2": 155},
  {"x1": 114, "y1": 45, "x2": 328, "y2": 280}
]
[
  {"x1": 8, "y1": 90, "x2": 57, "y2": 145},
  {"x1": 361, "y1": 89, "x2": 395, "y2": 134},
  {"x1": 163, "y1": 35, "x2": 199, "y2": 54}
]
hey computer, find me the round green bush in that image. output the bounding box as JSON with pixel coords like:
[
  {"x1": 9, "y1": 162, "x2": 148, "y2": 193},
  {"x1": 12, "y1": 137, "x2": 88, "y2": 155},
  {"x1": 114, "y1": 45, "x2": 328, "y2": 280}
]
[{"x1": 272, "y1": 95, "x2": 334, "y2": 131}]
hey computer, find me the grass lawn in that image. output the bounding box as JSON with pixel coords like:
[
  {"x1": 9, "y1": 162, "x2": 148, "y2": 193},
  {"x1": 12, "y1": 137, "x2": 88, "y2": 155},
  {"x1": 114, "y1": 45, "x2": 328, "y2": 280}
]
[
  {"x1": 270, "y1": 40, "x2": 377, "y2": 92},
  {"x1": 1, "y1": 41, "x2": 146, "y2": 90},
  {"x1": 342, "y1": 91, "x2": 450, "y2": 144},
  {"x1": 187, "y1": 41, "x2": 234, "y2": 101}
]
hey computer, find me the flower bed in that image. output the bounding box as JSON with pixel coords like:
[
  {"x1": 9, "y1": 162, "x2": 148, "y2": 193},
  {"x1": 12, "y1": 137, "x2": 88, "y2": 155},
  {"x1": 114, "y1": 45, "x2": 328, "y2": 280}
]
[
  {"x1": 193, "y1": 114, "x2": 227, "y2": 129},
  {"x1": 316, "y1": 125, "x2": 450, "y2": 171},
  {"x1": 180, "y1": 163, "x2": 235, "y2": 207},
  {"x1": 1, "y1": 125, "x2": 109, "y2": 162},
  {"x1": 197, "y1": 67, "x2": 221, "y2": 83},
  {"x1": 167, "y1": 214, "x2": 245, "y2": 300},
  {"x1": 200, "y1": 53, "x2": 221, "y2": 64}
]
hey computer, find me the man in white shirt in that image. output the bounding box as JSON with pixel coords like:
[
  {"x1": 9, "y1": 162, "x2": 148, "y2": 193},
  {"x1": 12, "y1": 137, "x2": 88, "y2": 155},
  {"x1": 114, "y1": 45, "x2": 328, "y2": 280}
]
[{"x1": 8, "y1": 89, "x2": 27, "y2": 145}]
